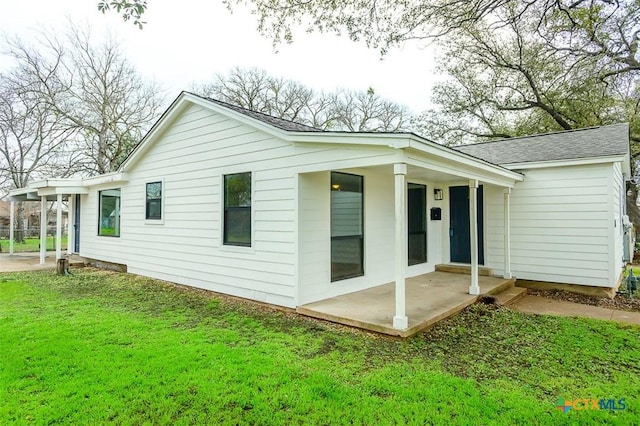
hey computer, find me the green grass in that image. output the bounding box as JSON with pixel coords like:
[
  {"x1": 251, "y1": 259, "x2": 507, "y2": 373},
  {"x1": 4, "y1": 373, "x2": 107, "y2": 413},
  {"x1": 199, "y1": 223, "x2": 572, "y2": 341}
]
[
  {"x1": 0, "y1": 237, "x2": 68, "y2": 253},
  {"x1": 1, "y1": 269, "x2": 639, "y2": 425}
]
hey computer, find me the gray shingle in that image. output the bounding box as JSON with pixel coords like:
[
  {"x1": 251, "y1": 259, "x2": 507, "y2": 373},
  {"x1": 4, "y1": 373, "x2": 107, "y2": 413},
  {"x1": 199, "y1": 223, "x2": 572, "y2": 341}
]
[
  {"x1": 452, "y1": 124, "x2": 630, "y2": 165},
  {"x1": 191, "y1": 93, "x2": 324, "y2": 133}
]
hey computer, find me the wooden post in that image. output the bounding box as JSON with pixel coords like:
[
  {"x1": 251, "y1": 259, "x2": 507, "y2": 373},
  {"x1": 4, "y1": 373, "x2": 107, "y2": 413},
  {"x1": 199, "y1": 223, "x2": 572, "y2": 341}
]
[{"x1": 57, "y1": 257, "x2": 70, "y2": 275}]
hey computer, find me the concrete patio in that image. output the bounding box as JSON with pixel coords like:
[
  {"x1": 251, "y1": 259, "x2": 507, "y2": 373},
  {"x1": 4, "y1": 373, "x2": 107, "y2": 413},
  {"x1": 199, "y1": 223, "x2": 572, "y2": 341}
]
[
  {"x1": 297, "y1": 271, "x2": 516, "y2": 337},
  {"x1": 0, "y1": 252, "x2": 86, "y2": 273}
]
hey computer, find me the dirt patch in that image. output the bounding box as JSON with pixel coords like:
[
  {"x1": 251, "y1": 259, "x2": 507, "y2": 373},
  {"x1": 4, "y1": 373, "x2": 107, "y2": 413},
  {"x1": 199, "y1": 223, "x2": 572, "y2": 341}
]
[{"x1": 526, "y1": 288, "x2": 640, "y2": 313}]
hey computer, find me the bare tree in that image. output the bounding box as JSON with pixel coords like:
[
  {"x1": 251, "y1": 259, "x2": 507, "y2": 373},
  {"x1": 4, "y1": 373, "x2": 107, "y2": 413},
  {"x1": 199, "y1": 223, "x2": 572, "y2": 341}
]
[
  {"x1": 4, "y1": 24, "x2": 165, "y2": 175},
  {"x1": 194, "y1": 67, "x2": 410, "y2": 132},
  {"x1": 0, "y1": 76, "x2": 76, "y2": 241}
]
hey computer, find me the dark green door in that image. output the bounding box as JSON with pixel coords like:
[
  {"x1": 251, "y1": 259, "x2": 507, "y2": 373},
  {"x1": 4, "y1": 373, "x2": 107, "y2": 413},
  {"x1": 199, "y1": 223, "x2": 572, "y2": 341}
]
[{"x1": 449, "y1": 185, "x2": 484, "y2": 264}]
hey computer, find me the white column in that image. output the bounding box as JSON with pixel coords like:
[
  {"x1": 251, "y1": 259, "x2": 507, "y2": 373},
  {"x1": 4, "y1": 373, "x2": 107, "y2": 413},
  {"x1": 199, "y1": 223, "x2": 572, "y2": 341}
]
[
  {"x1": 56, "y1": 194, "x2": 63, "y2": 260},
  {"x1": 67, "y1": 195, "x2": 74, "y2": 253},
  {"x1": 469, "y1": 179, "x2": 480, "y2": 295},
  {"x1": 503, "y1": 188, "x2": 512, "y2": 279},
  {"x1": 40, "y1": 196, "x2": 47, "y2": 265},
  {"x1": 393, "y1": 163, "x2": 409, "y2": 330},
  {"x1": 9, "y1": 200, "x2": 14, "y2": 255}
]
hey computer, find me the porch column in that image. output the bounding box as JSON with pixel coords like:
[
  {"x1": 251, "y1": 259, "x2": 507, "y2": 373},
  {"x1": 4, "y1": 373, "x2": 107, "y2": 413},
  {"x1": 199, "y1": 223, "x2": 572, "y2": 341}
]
[
  {"x1": 9, "y1": 200, "x2": 14, "y2": 255},
  {"x1": 503, "y1": 188, "x2": 512, "y2": 279},
  {"x1": 56, "y1": 194, "x2": 63, "y2": 260},
  {"x1": 469, "y1": 179, "x2": 480, "y2": 295},
  {"x1": 40, "y1": 196, "x2": 47, "y2": 265},
  {"x1": 393, "y1": 163, "x2": 409, "y2": 330},
  {"x1": 67, "y1": 195, "x2": 74, "y2": 253}
]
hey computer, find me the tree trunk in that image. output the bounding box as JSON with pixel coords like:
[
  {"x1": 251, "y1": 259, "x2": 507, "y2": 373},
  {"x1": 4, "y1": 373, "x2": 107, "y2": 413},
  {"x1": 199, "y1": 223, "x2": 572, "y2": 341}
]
[{"x1": 14, "y1": 201, "x2": 25, "y2": 244}]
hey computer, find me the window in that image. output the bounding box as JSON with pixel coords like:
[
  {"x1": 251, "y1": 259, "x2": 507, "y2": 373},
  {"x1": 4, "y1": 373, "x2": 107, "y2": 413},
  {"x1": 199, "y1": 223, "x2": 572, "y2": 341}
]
[
  {"x1": 146, "y1": 181, "x2": 162, "y2": 220},
  {"x1": 224, "y1": 172, "x2": 251, "y2": 246},
  {"x1": 331, "y1": 172, "x2": 364, "y2": 281},
  {"x1": 99, "y1": 189, "x2": 121, "y2": 237},
  {"x1": 408, "y1": 183, "x2": 427, "y2": 265}
]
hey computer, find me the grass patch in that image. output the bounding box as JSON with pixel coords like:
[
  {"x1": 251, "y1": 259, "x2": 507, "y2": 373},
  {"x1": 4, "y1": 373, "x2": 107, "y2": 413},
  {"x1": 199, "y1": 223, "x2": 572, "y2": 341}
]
[
  {"x1": 1, "y1": 269, "x2": 639, "y2": 424},
  {"x1": 0, "y1": 237, "x2": 68, "y2": 253}
]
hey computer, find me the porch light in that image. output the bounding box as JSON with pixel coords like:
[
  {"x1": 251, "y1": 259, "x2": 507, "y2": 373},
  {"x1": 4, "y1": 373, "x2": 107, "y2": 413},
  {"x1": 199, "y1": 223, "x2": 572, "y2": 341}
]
[
  {"x1": 434, "y1": 188, "x2": 443, "y2": 200},
  {"x1": 331, "y1": 183, "x2": 341, "y2": 190}
]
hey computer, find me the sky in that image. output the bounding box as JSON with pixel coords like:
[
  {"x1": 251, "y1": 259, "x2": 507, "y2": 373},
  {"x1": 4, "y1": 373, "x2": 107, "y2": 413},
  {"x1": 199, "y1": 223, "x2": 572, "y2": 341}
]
[{"x1": 0, "y1": 0, "x2": 439, "y2": 114}]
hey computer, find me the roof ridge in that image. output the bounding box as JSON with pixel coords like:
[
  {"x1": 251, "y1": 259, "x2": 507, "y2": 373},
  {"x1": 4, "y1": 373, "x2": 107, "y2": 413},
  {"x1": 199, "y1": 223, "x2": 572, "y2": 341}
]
[
  {"x1": 185, "y1": 91, "x2": 324, "y2": 132},
  {"x1": 453, "y1": 124, "x2": 624, "y2": 148}
]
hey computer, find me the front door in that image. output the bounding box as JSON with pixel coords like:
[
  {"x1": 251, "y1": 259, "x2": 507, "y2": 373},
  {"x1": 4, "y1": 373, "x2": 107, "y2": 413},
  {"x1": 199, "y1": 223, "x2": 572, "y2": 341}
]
[
  {"x1": 74, "y1": 194, "x2": 81, "y2": 253},
  {"x1": 449, "y1": 185, "x2": 484, "y2": 264}
]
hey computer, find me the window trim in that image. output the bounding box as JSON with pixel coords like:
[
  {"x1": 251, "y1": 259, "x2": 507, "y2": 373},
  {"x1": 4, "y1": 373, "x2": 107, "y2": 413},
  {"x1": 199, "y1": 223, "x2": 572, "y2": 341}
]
[
  {"x1": 222, "y1": 172, "x2": 252, "y2": 248},
  {"x1": 98, "y1": 188, "x2": 121, "y2": 237},
  {"x1": 144, "y1": 180, "x2": 164, "y2": 224},
  {"x1": 330, "y1": 171, "x2": 364, "y2": 282}
]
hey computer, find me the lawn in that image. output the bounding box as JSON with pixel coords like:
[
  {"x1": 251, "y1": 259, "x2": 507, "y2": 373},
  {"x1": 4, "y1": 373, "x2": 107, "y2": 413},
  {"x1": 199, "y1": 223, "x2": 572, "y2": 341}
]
[
  {"x1": 0, "y1": 237, "x2": 68, "y2": 253},
  {"x1": 1, "y1": 269, "x2": 639, "y2": 425}
]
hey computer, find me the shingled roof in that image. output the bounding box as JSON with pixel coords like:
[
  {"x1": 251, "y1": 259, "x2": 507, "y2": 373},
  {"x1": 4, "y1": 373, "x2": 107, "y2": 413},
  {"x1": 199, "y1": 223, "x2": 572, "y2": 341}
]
[
  {"x1": 189, "y1": 93, "x2": 324, "y2": 133},
  {"x1": 452, "y1": 123, "x2": 630, "y2": 166}
]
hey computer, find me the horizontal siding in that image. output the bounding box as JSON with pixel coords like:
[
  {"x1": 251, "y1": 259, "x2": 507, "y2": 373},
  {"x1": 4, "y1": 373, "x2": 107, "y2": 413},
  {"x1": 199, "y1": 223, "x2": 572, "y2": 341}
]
[
  {"x1": 79, "y1": 103, "x2": 399, "y2": 307},
  {"x1": 496, "y1": 164, "x2": 616, "y2": 287}
]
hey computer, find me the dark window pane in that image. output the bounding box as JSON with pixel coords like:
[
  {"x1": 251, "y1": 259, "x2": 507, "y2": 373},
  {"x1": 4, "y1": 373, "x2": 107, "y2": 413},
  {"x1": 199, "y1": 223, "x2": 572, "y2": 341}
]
[
  {"x1": 224, "y1": 172, "x2": 251, "y2": 246},
  {"x1": 331, "y1": 172, "x2": 364, "y2": 281},
  {"x1": 408, "y1": 183, "x2": 427, "y2": 265},
  {"x1": 99, "y1": 189, "x2": 121, "y2": 237},
  {"x1": 225, "y1": 173, "x2": 251, "y2": 207},
  {"x1": 146, "y1": 181, "x2": 162, "y2": 220},
  {"x1": 331, "y1": 236, "x2": 363, "y2": 281}
]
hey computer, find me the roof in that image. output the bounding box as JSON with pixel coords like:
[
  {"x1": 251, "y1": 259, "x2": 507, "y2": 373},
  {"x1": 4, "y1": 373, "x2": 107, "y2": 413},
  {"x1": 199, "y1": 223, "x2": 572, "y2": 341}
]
[
  {"x1": 452, "y1": 124, "x2": 630, "y2": 165},
  {"x1": 192, "y1": 93, "x2": 324, "y2": 133}
]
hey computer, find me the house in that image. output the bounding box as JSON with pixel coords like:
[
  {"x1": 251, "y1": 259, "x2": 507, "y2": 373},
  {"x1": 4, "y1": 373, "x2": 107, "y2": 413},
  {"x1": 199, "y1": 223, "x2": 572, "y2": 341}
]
[{"x1": 8, "y1": 92, "x2": 631, "y2": 331}]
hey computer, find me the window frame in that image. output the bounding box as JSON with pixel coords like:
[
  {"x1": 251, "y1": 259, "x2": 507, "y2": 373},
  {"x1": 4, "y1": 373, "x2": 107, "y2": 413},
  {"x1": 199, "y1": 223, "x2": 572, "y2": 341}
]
[
  {"x1": 145, "y1": 180, "x2": 164, "y2": 224},
  {"x1": 223, "y1": 172, "x2": 252, "y2": 247},
  {"x1": 330, "y1": 171, "x2": 364, "y2": 282},
  {"x1": 98, "y1": 188, "x2": 121, "y2": 237},
  {"x1": 407, "y1": 182, "x2": 427, "y2": 266}
]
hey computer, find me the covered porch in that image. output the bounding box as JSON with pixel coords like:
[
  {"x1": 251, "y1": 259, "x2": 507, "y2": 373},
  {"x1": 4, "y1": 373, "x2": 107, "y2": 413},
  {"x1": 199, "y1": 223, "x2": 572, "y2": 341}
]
[{"x1": 298, "y1": 269, "x2": 519, "y2": 337}]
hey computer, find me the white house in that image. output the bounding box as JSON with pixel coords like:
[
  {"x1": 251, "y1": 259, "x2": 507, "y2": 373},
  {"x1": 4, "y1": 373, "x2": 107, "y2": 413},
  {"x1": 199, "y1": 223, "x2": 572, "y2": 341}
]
[{"x1": 9, "y1": 92, "x2": 631, "y2": 331}]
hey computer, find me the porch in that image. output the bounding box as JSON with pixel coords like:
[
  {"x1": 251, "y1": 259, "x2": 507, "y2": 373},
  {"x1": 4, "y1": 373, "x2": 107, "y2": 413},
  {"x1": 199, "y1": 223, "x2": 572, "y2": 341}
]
[{"x1": 297, "y1": 270, "x2": 520, "y2": 337}]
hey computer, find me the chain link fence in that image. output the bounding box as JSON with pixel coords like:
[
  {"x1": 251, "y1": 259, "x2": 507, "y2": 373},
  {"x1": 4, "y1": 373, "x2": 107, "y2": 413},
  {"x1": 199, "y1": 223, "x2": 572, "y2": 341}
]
[{"x1": 0, "y1": 227, "x2": 68, "y2": 253}]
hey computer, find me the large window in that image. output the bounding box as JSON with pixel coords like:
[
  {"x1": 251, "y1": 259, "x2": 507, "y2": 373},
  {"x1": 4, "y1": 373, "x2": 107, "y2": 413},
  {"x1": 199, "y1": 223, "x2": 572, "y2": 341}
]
[
  {"x1": 99, "y1": 189, "x2": 121, "y2": 237},
  {"x1": 408, "y1": 183, "x2": 427, "y2": 265},
  {"x1": 224, "y1": 172, "x2": 251, "y2": 246},
  {"x1": 331, "y1": 172, "x2": 364, "y2": 281},
  {"x1": 146, "y1": 181, "x2": 162, "y2": 220}
]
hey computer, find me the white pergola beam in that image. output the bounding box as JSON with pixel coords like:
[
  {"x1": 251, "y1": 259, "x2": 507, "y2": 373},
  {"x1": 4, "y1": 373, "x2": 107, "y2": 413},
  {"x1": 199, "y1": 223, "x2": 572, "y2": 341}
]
[{"x1": 393, "y1": 163, "x2": 409, "y2": 330}]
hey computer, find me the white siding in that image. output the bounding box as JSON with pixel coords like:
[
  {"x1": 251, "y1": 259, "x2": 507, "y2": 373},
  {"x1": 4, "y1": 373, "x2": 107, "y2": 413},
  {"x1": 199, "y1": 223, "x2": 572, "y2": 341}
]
[
  {"x1": 298, "y1": 168, "x2": 443, "y2": 305},
  {"x1": 486, "y1": 163, "x2": 618, "y2": 287},
  {"x1": 79, "y1": 104, "x2": 398, "y2": 308},
  {"x1": 612, "y1": 162, "x2": 625, "y2": 282}
]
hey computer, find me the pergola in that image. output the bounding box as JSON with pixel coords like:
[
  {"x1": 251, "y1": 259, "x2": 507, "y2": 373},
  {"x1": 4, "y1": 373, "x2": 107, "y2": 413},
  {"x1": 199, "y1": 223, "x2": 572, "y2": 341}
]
[{"x1": 8, "y1": 179, "x2": 87, "y2": 264}]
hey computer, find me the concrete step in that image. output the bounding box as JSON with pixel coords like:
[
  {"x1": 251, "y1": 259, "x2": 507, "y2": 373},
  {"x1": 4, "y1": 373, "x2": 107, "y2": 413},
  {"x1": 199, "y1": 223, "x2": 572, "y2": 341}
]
[
  {"x1": 493, "y1": 286, "x2": 527, "y2": 306},
  {"x1": 435, "y1": 264, "x2": 492, "y2": 276}
]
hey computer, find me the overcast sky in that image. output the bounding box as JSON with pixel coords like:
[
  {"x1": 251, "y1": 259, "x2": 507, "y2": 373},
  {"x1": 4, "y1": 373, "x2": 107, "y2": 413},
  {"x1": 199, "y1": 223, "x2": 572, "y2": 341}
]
[{"x1": 0, "y1": 0, "x2": 439, "y2": 114}]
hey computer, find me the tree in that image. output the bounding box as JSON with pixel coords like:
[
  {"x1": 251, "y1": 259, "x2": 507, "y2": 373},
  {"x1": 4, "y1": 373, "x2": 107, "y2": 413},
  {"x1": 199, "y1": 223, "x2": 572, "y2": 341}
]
[
  {"x1": 3, "y1": 25, "x2": 165, "y2": 175},
  {"x1": 0, "y1": 76, "x2": 76, "y2": 242},
  {"x1": 195, "y1": 67, "x2": 410, "y2": 132}
]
